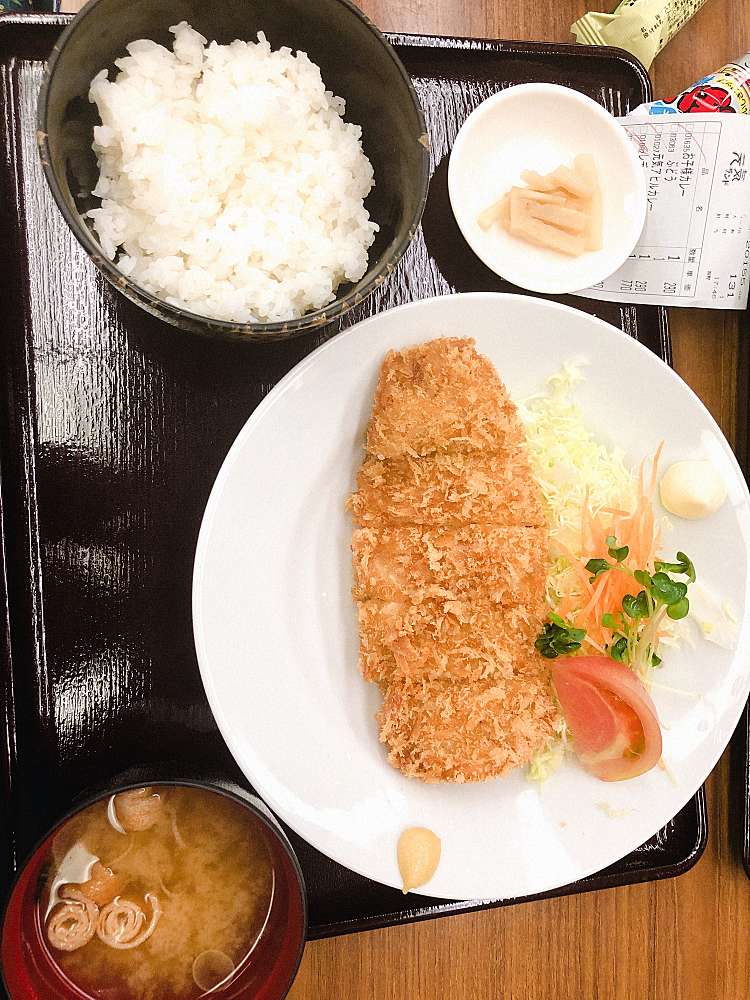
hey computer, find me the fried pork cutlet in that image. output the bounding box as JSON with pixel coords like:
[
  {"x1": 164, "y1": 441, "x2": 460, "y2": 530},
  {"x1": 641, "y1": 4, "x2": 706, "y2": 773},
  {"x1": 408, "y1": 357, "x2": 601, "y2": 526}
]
[
  {"x1": 356, "y1": 598, "x2": 548, "y2": 686},
  {"x1": 347, "y1": 450, "x2": 545, "y2": 528},
  {"x1": 349, "y1": 336, "x2": 558, "y2": 783},
  {"x1": 351, "y1": 524, "x2": 547, "y2": 606},
  {"x1": 365, "y1": 338, "x2": 523, "y2": 459},
  {"x1": 378, "y1": 672, "x2": 558, "y2": 783}
]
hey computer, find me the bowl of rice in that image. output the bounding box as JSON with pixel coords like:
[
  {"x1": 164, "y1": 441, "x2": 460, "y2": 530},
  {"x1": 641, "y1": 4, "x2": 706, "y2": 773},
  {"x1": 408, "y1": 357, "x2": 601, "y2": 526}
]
[{"x1": 37, "y1": 0, "x2": 429, "y2": 340}]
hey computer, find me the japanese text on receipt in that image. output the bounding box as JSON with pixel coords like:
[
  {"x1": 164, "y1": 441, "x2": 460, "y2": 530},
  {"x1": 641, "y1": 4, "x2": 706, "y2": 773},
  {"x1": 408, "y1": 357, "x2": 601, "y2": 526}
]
[{"x1": 578, "y1": 115, "x2": 750, "y2": 310}]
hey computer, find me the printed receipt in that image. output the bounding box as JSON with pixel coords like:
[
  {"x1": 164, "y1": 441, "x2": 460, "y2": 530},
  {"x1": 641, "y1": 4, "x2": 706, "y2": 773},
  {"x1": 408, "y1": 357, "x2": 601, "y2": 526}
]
[{"x1": 578, "y1": 114, "x2": 750, "y2": 310}]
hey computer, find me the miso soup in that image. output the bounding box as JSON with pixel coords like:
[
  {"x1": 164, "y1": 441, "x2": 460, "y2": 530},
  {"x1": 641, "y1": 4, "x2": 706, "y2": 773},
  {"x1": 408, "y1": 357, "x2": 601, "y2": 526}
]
[{"x1": 41, "y1": 786, "x2": 275, "y2": 999}]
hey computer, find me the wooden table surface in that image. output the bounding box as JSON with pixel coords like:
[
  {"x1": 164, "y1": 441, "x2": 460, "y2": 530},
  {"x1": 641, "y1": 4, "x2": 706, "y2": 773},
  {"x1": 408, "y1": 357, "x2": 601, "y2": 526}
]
[{"x1": 284, "y1": 2, "x2": 750, "y2": 998}]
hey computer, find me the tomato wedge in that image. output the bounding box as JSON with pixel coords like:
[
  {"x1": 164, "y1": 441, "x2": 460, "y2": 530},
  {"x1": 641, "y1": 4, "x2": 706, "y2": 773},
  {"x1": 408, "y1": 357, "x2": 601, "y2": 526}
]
[{"x1": 551, "y1": 656, "x2": 662, "y2": 781}]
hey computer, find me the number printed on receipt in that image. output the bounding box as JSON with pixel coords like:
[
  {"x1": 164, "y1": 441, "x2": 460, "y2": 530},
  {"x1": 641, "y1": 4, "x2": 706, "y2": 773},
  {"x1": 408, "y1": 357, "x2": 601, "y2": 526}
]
[{"x1": 578, "y1": 115, "x2": 750, "y2": 310}]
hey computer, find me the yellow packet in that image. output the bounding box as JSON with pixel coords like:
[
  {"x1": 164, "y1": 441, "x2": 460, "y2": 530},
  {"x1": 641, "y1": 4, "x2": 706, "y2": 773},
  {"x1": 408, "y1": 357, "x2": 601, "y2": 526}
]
[{"x1": 571, "y1": 0, "x2": 710, "y2": 69}]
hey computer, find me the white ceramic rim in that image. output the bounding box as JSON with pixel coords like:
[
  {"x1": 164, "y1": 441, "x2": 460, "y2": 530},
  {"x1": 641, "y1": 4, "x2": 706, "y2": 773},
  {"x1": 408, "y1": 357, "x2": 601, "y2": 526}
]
[{"x1": 193, "y1": 292, "x2": 750, "y2": 900}]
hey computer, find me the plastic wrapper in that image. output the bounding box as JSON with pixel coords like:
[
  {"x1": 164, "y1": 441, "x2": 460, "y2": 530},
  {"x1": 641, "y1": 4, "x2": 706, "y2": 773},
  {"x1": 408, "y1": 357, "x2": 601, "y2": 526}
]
[
  {"x1": 571, "y1": 0, "x2": 710, "y2": 69},
  {"x1": 633, "y1": 53, "x2": 750, "y2": 115}
]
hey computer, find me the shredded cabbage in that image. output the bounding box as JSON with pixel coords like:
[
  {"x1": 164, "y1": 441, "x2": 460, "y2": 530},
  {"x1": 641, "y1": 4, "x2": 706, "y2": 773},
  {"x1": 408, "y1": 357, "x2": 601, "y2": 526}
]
[
  {"x1": 522, "y1": 362, "x2": 639, "y2": 783},
  {"x1": 527, "y1": 718, "x2": 568, "y2": 783},
  {"x1": 519, "y1": 360, "x2": 638, "y2": 621},
  {"x1": 519, "y1": 360, "x2": 636, "y2": 551}
]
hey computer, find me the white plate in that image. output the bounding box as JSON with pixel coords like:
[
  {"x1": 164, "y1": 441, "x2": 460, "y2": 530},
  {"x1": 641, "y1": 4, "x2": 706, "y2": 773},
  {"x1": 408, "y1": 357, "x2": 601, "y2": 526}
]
[
  {"x1": 448, "y1": 83, "x2": 647, "y2": 294},
  {"x1": 193, "y1": 293, "x2": 750, "y2": 901}
]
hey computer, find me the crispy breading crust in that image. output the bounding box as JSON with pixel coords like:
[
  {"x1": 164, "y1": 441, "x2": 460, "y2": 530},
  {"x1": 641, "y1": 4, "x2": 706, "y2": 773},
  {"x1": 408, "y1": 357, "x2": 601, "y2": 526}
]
[
  {"x1": 347, "y1": 450, "x2": 545, "y2": 527},
  {"x1": 351, "y1": 524, "x2": 547, "y2": 605},
  {"x1": 378, "y1": 674, "x2": 558, "y2": 782},
  {"x1": 357, "y1": 598, "x2": 548, "y2": 685},
  {"x1": 365, "y1": 338, "x2": 522, "y2": 459},
  {"x1": 349, "y1": 337, "x2": 559, "y2": 782}
]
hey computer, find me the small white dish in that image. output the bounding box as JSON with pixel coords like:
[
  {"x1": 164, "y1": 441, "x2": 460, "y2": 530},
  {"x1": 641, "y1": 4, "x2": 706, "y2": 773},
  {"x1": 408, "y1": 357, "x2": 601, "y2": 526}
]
[{"x1": 448, "y1": 83, "x2": 647, "y2": 294}]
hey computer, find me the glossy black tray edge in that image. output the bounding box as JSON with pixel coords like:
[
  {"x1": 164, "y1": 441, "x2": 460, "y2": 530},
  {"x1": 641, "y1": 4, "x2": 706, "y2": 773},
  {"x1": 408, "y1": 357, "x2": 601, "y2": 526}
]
[
  {"x1": 0, "y1": 15, "x2": 705, "y2": 941},
  {"x1": 390, "y1": 30, "x2": 651, "y2": 96}
]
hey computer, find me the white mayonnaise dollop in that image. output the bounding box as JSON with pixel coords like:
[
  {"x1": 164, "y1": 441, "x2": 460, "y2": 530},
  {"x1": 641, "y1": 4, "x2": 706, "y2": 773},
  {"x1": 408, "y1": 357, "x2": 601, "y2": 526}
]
[{"x1": 659, "y1": 460, "x2": 726, "y2": 520}]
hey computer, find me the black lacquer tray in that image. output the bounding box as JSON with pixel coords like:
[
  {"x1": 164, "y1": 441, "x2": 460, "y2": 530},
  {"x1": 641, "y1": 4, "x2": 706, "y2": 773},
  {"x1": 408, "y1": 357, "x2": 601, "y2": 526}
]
[{"x1": 0, "y1": 14, "x2": 706, "y2": 941}]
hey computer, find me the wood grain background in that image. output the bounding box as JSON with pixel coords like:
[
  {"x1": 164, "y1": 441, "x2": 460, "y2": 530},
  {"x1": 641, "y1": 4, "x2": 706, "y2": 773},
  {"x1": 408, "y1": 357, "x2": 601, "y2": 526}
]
[{"x1": 58, "y1": 0, "x2": 749, "y2": 995}]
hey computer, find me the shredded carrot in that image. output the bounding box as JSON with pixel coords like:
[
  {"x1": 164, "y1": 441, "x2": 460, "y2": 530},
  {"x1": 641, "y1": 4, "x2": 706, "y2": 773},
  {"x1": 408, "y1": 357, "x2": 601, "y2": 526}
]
[
  {"x1": 554, "y1": 540, "x2": 595, "y2": 594},
  {"x1": 556, "y1": 595, "x2": 577, "y2": 619},
  {"x1": 599, "y1": 506, "x2": 631, "y2": 517},
  {"x1": 554, "y1": 447, "x2": 664, "y2": 652}
]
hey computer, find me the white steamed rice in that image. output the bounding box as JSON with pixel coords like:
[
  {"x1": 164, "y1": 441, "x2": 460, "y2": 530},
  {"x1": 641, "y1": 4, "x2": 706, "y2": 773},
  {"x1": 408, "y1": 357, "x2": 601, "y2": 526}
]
[{"x1": 87, "y1": 21, "x2": 378, "y2": 324}]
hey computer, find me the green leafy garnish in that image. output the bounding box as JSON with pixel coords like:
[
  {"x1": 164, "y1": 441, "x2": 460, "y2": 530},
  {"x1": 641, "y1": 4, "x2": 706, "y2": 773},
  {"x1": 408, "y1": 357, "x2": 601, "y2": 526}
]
[
  {"x1": 622, "y1": 591, "x2": 649, "y2": 619},
  {"x1": 667, "y1": 598, "x2": 690, "y2": 621},
  {"x1": 610, "y1": 636, "x2": 628, "y2": 662},
  {"x1": 650, "y1": 572, "x2": 688, "y2": 607},
  {"x1": 585, "y1": 557, "x2": 611, "y2": 582},
  {"x1": 606, "y1": 534, "x2": 629, "y2": 562},
  {"x1": 535, "y1": 614, "x2": 586, "y2": 659},
  {"x1": 654, "y1": 551, "x2": 696, "y2": 584},
  {"x1": 601, "y1": 550, "x2": 696, "y2": 674},
  {"x1": 547, "y1": 542, "x2": 695, "y2": 679}
]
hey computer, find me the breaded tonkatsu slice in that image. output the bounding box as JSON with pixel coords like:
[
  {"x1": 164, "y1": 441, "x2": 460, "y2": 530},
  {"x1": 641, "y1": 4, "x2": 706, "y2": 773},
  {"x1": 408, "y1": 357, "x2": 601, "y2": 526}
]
[
  {"x1": 365, "y1": 338, "x2": 523, "y2": 459},
  {"x1": 347, "y1": 450, "x2": 545, "y2": 528},
  {"x1": 351, "y1": 524, "x2": 547, "y2": 605},
  {"x1": 357, "y1": 598, "x2": 547, "y2": 686},
  {"x1": 349, "y1": 337, "x2": 557, "y2": 783},
  {"x1": 377, "y1": 670, "x2": 558, "y2": 782}
]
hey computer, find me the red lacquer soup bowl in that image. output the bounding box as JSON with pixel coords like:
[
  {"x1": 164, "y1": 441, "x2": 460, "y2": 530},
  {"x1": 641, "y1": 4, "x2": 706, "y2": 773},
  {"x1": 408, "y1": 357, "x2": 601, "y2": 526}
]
[{"x1": 1, "y1": 779, "x2": 307, "y2": 999}]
